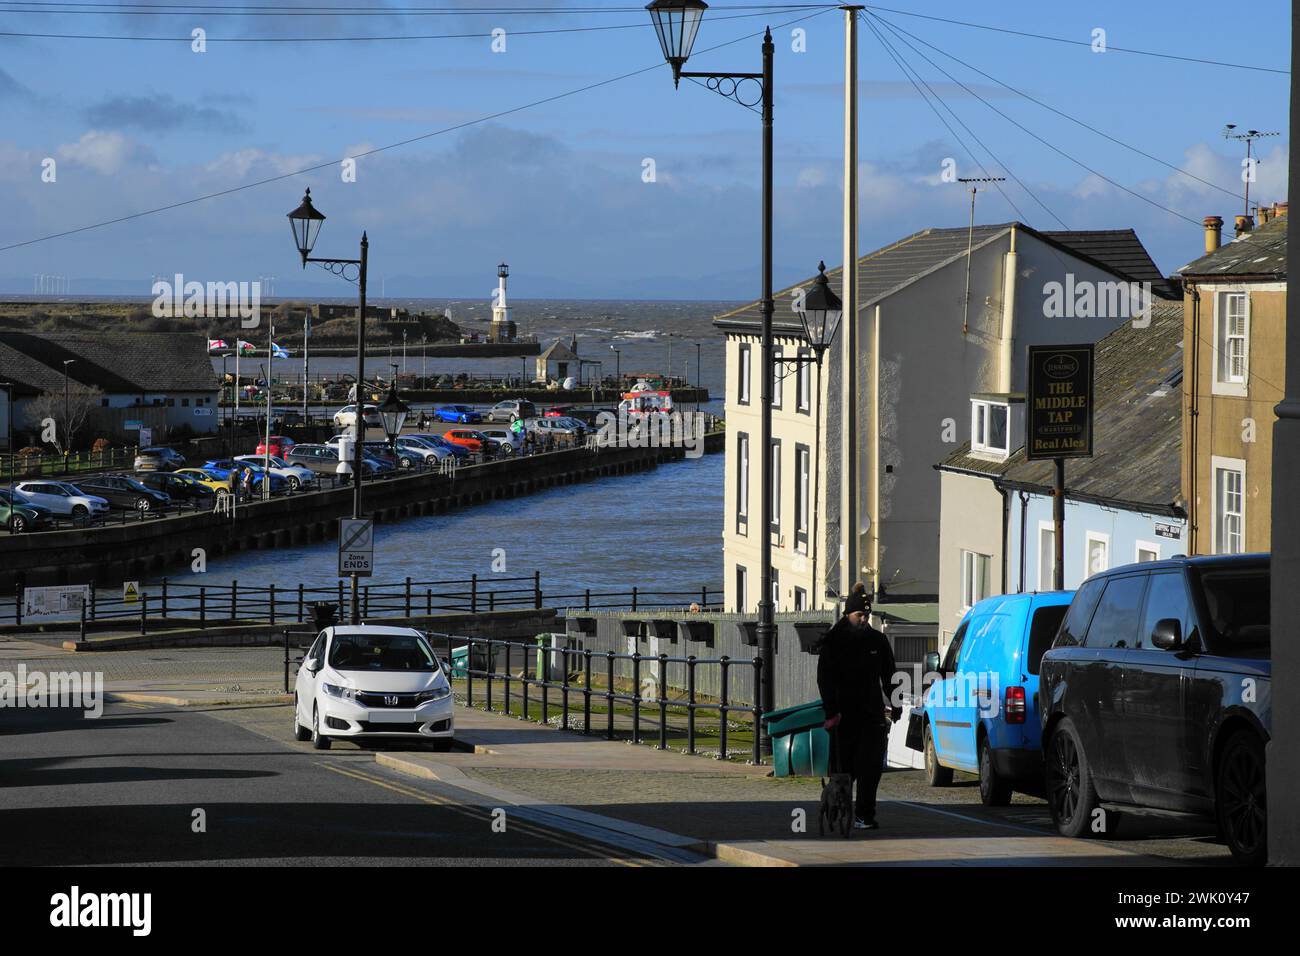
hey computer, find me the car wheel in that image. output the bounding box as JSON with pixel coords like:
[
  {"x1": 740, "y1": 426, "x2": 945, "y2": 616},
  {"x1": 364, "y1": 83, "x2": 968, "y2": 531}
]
[
  {"x1": 1045, "y1": 718, "x2": 1103, "y2": 839},
  {"x1": 288, "y1": 475, "x2": 300, "y2": 491},
  {"x1": 311, "y1": 705, "x2": 331, "y2": 750},
  {"x1": 72, "y1": 504, "x2": 89, "y2": 520},
  {"x1": 978, "y1": 736, "x2": 1013, "y2": 806},
  {"x1": 399, "y1": 457, "x2": 412, "y2": 469},
  {"x1": 135, "y1": 497, "x2": 151, "y2": 513},
  {"x1": 293, "y1": 695, "x2": 311, "y2": 741},
  {"x1": 923, "y1": 722, "x2": 953, "y2": 786},
  {"x1": 1216, "y1": 731, "x2": 1267, "y2": 866},
  {"x1": 8, "y1": 515, "x2": 27, "y2": 533}
]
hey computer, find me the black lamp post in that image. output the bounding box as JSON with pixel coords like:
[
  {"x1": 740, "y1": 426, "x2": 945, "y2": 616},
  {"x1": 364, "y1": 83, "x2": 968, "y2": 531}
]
[
  {"x1": 610, "y1": 345, "x2": 621, "y2": 385},
  {"x1": 648, "y1": 0, "x2": 778, "y2": 751},
  {"x1": 379, "y1": 376, "x2": 410, "y2": 453},
  {"x1": 288, "y1": 187, "x2": 369, "y2": 623},
  {"x1": 794, "y1": 262, "x2": 844, "y2": 360}
]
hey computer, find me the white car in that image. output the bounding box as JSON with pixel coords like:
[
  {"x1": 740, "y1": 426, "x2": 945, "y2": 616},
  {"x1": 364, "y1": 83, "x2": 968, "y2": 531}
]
[
  {"x1": 395, "y1": 436, "x2": 450, "y2": 464},
  {"x1": 479, "y1": 427, "x2": 523, "y2": 455},
  {"x1": 234, "y1": 454, "x2": 318, "y2": 492},
  {"x1": 294, "y1": 626, "x2": 455, "y2": 751},
  {"x1": 333, "y1": 404, "x2": 381, "y2": 429},
  {"x1": 13, "y1": 480, "x2": 110, "y2": 519}
]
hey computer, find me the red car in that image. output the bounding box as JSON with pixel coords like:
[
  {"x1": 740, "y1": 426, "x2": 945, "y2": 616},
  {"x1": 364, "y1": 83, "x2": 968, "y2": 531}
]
[
  {"x1": 443, "y1": 429, "x2": 486, "y2": 453},
  {"x1": 544, "y1": 405, "x2": 575, "y2": 418},
  {"x1": 256, "y1": 435, "x2": 296, "y2": 458}
]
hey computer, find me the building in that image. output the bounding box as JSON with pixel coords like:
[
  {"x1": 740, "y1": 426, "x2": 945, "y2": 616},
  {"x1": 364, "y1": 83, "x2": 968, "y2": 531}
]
[
  {"x1": 489, "y1": 263, "x2": 518, "y2": 343},
  {"x1": 715, "y1": 221, "x2": 1172, "y2": 623},
  {"x1": 0, "y1": 330, "x2": 219, "y2": 446},
  {"x1": 1178, "y1": 203, "x2": 1287, "y2": 555},
  {"x1": 535, "y1": 336, "x2": 581, "y2": 385},
  {"x1": 935, "y1": 300, "x2": 1187, "y2": 643}
]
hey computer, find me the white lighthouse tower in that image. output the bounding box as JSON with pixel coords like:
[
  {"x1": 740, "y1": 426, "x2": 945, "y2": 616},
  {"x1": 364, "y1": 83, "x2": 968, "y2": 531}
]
[{"x1": 489, "y1": 262, "x2": 517, "y2": 343}]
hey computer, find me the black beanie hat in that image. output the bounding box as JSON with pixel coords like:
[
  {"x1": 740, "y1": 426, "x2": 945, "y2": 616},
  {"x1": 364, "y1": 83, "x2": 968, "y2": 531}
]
[{"x1": 844, "y1": 582, "x2": 870, "y2": 615}]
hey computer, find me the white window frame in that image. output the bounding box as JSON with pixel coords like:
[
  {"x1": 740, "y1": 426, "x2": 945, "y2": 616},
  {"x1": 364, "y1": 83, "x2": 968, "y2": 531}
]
[
  {"x1": 1135, "y1": 539, "x2": 1160, "y2": 563},
  {"x1": 735, "y1": 564, "x2": 748, "y2": 613},
  {"x1": 1084, "y1": 530, "x2": 1111, "y2": 577},
  {"x1": 736, "y1": 432, "x2": 749, "y2": 536},
  {"x1": 738, "y1": 343, "x2": 752, "y2": 405},
  {"x1": 796, "y1": 347, "x2": 811, "y2": 414},
  {"x1": 1037, "y1": 520, "x2": 1056, "y2": 591},
  {"x1": 793, "y1": 586, "x2": 807, "y2": 612},
  {"x1": 1213, "y1": 291, "x2": 1249, "y2": 397},
  {"x1": 772, "y1": 344, "x2": 783, "y2": 409},
  {"x1": 960, "y1": 549, "x2": 991, "y2": 611},
  {"x1": 794, "y1": 443, "x2": 810, "y2": 554},
  {"x1": 970, "y1": 399, "x2": 1010, "y2": 457},
  {"x1": 1212, "y1": 454, "x2": 1246, "y2": 555},
  {"x1": 769, "y1": 438, "x2": 781, "y2": 537}
]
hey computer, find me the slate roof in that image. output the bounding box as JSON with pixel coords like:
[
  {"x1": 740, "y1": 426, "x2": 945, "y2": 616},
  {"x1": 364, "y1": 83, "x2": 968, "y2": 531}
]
[
  {"x1": 938, "y1": 300, "x2": 1185, "y2": 514},
  {"x1": 0, "y1": 331, "x2": 217, "y2": 395},
  {"x1": 716, "y1": 222, "x2": 1173, "y2": 330},
  {"x1": 1179, "y1": 214, "x2": 1287, "y2": 278},
  {"x1": 538, "y1": 339, "x2": 580, "y2": 363}
]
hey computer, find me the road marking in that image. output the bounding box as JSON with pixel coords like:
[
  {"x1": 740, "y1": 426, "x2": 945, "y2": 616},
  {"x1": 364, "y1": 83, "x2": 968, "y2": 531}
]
[{"x1": 319, "y1": 762, "x2": 643, "y2": 866}]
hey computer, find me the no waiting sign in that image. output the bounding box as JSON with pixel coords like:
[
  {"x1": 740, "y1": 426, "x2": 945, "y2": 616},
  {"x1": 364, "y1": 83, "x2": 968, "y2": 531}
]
[{"x1": 338, "y1": 518, "x2": 374, "y2": 577}]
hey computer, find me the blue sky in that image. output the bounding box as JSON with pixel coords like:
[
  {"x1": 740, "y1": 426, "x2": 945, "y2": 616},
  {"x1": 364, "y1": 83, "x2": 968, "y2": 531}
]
[{"x1": 0, "y1": 1, "x2": 1291, "y2": 298}]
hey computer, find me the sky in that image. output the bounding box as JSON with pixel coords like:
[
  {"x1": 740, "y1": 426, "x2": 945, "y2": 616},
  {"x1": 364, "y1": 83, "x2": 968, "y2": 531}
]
[{"x1": 0, "y1": 0, "x2": 1291, "y2": 299}]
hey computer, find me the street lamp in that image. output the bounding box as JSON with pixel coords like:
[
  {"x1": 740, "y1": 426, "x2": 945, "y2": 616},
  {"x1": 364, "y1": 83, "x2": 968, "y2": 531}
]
[
  {"x1": 647, "y1": 0, "x2": 779, "y2": 752},
  {"x1": 379, "y1": 377, "x2": 410, "y2": 451},
  {"x1": 610, "y1": 345, "x2": 621, "y2": 385},
  {"x1": 288, "y1": 187, "x2": 369, "y2": 623},
  {"x1": 794, "y1": 262, "x2": 843, "y2": 358}
]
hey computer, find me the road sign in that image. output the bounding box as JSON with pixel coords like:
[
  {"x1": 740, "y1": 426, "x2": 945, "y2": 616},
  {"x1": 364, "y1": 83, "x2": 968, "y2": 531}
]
[
  {"x1": 138, "y1": 427, "x2": 152, "y2": 446},
  {"x1": 124, "y1": 420, "x2": 143, "y2": 430},
  {"x1": 338, "y1": 518, "x2": 374, "y2": 577},
  {"x1": 22, "y1": 585, "x2": 90, "y2": 618},
  {"x1": 1026, "y1": 344, "x2": 1095, "y2": 461},
  {"x1": 123, "y1": 581, "x2": 140, "y2": 603}
]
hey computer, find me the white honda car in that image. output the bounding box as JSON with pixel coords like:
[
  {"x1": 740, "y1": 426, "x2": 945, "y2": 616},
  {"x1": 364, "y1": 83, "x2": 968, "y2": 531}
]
[{"x1": 294, "y1": 625, "x2": 455, "y2": 751}]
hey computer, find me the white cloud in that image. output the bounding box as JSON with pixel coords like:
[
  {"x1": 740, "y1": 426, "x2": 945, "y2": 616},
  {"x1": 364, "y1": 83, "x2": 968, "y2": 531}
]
[{"x1": 55, "y1": 130, "x2": 152, "y2": 176}]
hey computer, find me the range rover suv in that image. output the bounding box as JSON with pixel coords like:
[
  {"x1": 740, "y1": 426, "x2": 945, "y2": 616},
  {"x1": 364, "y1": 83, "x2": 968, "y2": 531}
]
[{"x1": 1040, "y1": 554, "x2": 1270, "y2": 865}]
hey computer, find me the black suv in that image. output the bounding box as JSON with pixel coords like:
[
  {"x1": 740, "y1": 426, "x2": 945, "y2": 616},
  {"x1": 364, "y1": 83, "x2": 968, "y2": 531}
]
[
  {"x1": 75, "y1": 474, "x2": 171, "y2": 513},
  {"x1": 1040, "y1": 554, "x2": 1270, "y2": 865}
]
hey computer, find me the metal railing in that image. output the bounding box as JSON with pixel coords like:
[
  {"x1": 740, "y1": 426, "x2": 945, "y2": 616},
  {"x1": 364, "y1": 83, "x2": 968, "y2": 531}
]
[{"x1": 0, "y1": 445, "x2": 140, "y2": 480}]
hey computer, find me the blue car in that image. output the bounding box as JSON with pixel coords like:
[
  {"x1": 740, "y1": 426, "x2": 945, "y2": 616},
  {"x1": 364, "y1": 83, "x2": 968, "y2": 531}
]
[
  {"x1": 433, "y1": 405, "x2": 482, "y2": 424},
  {"x1": 912, "y1": 591, "x2": 1073, "y2": 805},
  {"x1": 201, "y1": 460, "x2": 289, "y2": 495},
  {"x1": 411, "y1": 433, "x2": 469, "y2": 460}
]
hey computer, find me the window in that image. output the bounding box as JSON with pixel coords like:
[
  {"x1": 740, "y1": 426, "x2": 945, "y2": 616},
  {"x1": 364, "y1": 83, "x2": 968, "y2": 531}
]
[
  {"x1": 769, "y1": 438, "x2": 781, "y2": 536},
  {"x1": 1135, "y1": 540, "x2": 1160, "y2": 563},
  {"x1": 794, "y1": 587, "x2": 807, "y2": 611},
  {"x1": 181, "y1": 398, "x2": 190, "y2": 407},
  {"x1": 735, "y1": 564, "x2": 748, "y2": 612},
  {"x1": 1085, "y1": 532, "x2": 1110, "y2": 577},
  {"x1": 796, "y1": 348, "x2": 811, "y2": 414},
  {"x1": 941, "y1": 620, "x2": 970, "y2": 672},
  {"x1": 738, "y1": 343, "x2": 751, "y2": 405},
  {"x1": 772, "y1": 568, "x2": 780, "y2": 611},
  {"x1": 1215, "y1": 292, "x2": 1249, "y2": 393},
  {"x1": 794, "y1": 443, "x2": 810, "y2": 553},
  {"x1": 1083, "y1": 574, "x2": 1148, "y2": 649},
  {"x1": 1038, "y1": 522, "x2": 1056, "y2": 591},
  {"x1": 970, "y1": 399, "x2": 1009, "y2": 456},
  {"x1": 736, "y1": 432, "x2": 749, "y2": 535},
  {"x1": 960, "y1": 550, "x2": 991, "y2": 610},
  {"x1": 1056, "y1": 577, "x2": 1105, "y2": 647},
  {"x1": 1026, "y1": 605, "x2": 1069, "y2": 674},
  {"x1": 1213, "y1": 458, "x2": 1245, "y2": 554},
  {"x1": 772, "y1": 345, "x2": 783, "y2": 408},
  {"x1": 1138, "y1": 572, "x2": 1191, "y2": 649}
]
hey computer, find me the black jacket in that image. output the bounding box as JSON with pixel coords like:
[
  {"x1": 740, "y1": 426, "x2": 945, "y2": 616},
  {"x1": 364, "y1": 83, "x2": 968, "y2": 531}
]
[{"x1": 816, "y1": 616, "x2": 900, "y2": 724}]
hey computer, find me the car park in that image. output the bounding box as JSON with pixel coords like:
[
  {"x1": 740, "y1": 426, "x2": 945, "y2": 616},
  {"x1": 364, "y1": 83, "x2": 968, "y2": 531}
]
[
  {"x1": 434, "y1": 404, "x2": 482, "y2": 424},
  {"x1": 442, "y1": 429, "x2": 486, "y2": 454},
  {"x1": 174, "y1": 468, "x2": 232, "y2": 499},
  {"x1": 527, "y1": 417, "x2": 584, "y2": 442},
  {"x1": 409, "y1": 434, "x2": 469, "y2": 460},
  {"x1": 914, "y1": 591, "x2": 1072, "y2": 805},
  {"x1": 200, "y1": 460, "x2": 288, "y2": 495},
  {"x1": 293, "y1": 625, "x2": 455, "y2": 751},
  {"x1": 0, "y1": 488, "x2": 56, "y2": 532},
  {"x1": 287, "y1": 444, "x2": 381, "y2": 480},
  {"x1": 134, "y1": 471, "x2": 216, "y2": 504},
  {"x1": 322, "y1": 438, "x2": 398, "y2": 475},
  {"x1": 74, "y1": 474, "x2": 170, "y2": 513},
  {"x1": 486, "y1": 399, "x2": 537, "y2": 423},
  {"x1": 1039, "y1": 554, "x2": 1272, "y2": 865},
  {"x1": 332, "y1": 404, "x2": 381, "y2": 429},
  {"x1": 394, "y1": 436, "x2": 448, "y2": 464},
  {"x1": 479, "y1": 427, "x2": 522, "y2": 456},
  {"x1": 235, "y1": 454, "x2": 318, "y2": 491},
  {"x1": 255, "y1": 435, "x2": 297, "y2": 459},
  {"x1": 133, "y1": 447, "x2": 187, "y2": 472},
  {"x1": 12, "y1": 481, "x2": 110, "y2": 520}
]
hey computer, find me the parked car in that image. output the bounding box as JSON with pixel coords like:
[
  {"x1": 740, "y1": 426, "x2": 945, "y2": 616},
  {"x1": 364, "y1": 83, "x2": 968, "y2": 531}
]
[
  {"x1": 74, "y1": 474, "x2": 170, "y2": 513},
  {"x1": 394, "y1": 435, "x2": 449, "y2": 464},
  {"x1": 293, "y1": 625, "x2": 455, "y2": 751},
  {"x1": 914, "y1": 591, "x2": 1072, "y2": 805},
  {"x1": 1040, "y1": 554, "x2": 1271, "y2": 865},
  {"x1": 0, "y1": 488, "x2": 55, "y2": 532},
  {"x1": 255, "y1": 435, "x2": 297, "y2": 459},
  {"x1": 174, "y1": 468, "x2": 232, "y2": 499},
  {"x1": 12, "y1": 480, "x2": 110, "y2": 520},
  {"x1": 332, "y1": 404, "x2": 381, "y2": 429},
  {"x1": 291, "y1": 443, "x2": 384, "y2": 479},
  {"x1": 134, "y1": 446, "x2": 187, "y2": 472},
  {"x1": 442, "y1": 429, "x2": 487, "y2": 454},
  {"x1": 234, "y1": 454, "x2": 318, "y2": 492},
  {"x1": 486, "y1": 399, "x2": 537, "y2": 423},
  {"x1": 543, "y1": 404, "x2": 575, "y2": 418},
  {"x1": 323, "y1": 437, "x2": 398, "y2": 474},
  {"x1": 199, "y1": 460, "x2": 288, "y2": 495},
  {"x1": 359, "y1": 440, "x2": 427, "y2": 471},
  {"x1": 527, "y1": 416, "x2": 584, "y2": 441},
  {"x1": 135, "y1": 471, "x2": 216, "y2": 504},
  {"x1": 409, "y1": 433, "x2": 469, "y2": 460},
  {"x1": 434, "y1": 404, "x2": 482, "y2": 424},
  {"x1": 479, "y1": 427, "x2": 522, "y2": 456}
]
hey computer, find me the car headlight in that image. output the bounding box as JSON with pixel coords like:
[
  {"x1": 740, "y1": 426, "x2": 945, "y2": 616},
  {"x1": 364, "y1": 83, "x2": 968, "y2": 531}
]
[
  {"x1": 322, "y1": 683, "x2": 357, "y2": 700},
  {"x1": 416, "y1": 686, "x2": 451, "y2": 704}
]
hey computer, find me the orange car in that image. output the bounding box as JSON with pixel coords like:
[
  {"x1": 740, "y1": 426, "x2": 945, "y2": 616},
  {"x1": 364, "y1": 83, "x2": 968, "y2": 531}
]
[{"x1": 443, "y1": 429, "x2": 486, "y2": 453}]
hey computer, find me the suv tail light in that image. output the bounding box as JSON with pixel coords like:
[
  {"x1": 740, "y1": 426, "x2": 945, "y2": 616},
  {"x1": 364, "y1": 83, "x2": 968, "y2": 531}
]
[{"x1": 1005, "y1": 685, "x2": 1026, "y2": 724}]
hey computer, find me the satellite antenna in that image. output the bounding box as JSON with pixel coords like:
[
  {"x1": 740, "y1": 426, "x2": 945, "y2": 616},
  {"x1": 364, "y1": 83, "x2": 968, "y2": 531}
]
[
  {"x1": 957, "y1": 176, "x2": 1006, "y2": 334},
  {"x1": 1223, "y1": 125, "x2": 1280, "y2": 218}
]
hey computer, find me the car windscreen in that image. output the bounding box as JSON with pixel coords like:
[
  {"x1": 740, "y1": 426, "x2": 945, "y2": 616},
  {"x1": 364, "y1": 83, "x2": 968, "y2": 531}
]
[
  {"x1": 1197, "y1": 568, "x2": 1270, "y2": 656},
  {"x1": 328, "y1": 633, "x2": 438, "y2": 671},
  {"x1": 1026, "y1": 604, "x2": 1069, "y2": 674}
]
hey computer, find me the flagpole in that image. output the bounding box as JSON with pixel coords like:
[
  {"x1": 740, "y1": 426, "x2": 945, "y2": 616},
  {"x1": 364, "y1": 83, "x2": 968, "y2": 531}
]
[
  {"x1": 234, "y1": 338, "x2": 241, "y2": 427},
  {"x1": 303, "y1": 313, "x2": 310, "y2": 425},
  {"x1": 265, "y1": 319, "x2": 274, "y2": 499}
]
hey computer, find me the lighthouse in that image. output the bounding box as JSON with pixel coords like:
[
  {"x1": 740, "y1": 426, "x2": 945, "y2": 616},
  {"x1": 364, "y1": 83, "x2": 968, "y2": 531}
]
[{"x1": 489, "y1": 262, "x2": 517, "y2": 343}]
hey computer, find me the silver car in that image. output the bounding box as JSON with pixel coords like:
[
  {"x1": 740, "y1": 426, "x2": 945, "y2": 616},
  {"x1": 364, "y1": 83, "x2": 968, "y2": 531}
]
[{"x1": 13, "y1": 480, "x2": 110, "y2": 519}]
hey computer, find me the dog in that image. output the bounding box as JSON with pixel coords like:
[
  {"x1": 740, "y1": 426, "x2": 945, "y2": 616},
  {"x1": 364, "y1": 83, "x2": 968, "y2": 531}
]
[{"x1": 818, "y1": 771, "x2": 854, "y2": 838}]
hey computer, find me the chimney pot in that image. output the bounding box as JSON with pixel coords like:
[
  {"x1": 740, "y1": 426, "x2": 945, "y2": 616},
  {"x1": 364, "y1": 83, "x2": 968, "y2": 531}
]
[
  {"x1": 1234, "y1": 214, "x2": 1254, "y2": 237},
  {"x1": 1204, "y1": 215, "x2": 1223, "y2": 253},
  {"x1": 1259, "y1": 206, "x2": 1271, "y2": 224}
]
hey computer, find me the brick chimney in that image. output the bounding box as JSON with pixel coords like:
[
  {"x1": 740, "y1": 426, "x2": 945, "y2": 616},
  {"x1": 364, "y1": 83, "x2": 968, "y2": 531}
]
[
  {"x1": 1259, "y1": 205, "x2": 1272, "y2": 225},
  {"x1": 1204, "y1": 215, "x2": 1223, "y2": 253},
  {"x1": 1235, "y1": 214, "x2": 1255, "y2": 237}
]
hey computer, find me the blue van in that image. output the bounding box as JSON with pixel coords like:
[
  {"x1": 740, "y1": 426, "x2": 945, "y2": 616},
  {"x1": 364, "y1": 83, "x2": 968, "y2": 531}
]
[{"x1": 912, "y1": 592, "x2": 1072, "y2": 805}]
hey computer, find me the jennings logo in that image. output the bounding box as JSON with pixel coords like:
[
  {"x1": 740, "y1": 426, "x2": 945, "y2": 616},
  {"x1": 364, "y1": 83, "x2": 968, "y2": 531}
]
[
  {"x1": 1043, "y1": 354, "x2": 1079, "y2": 379},
  {"x1": 151, "y1": 273, "x2": 261, "y2": 328},
  {"x1": 50, "y1": 886, "x2": 151, "y2": 936}
]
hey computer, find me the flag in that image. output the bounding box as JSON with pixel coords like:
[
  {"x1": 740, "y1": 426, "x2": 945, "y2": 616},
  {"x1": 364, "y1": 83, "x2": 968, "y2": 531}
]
[
  {"x1": 207, "y1": 338, "x2": 228, "y2": 352},
  {"x1": 271, "y1": 343, "x2": 290, "y2": 359},
  {"x1": 236, "y1": 340, "x2": 256, "y2": 355}
]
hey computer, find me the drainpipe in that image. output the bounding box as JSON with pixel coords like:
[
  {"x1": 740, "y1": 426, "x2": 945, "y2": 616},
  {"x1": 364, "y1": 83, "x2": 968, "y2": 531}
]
[
  {"x1": 998, "y1": 481, "x2": 1009, "y2": 596},
  {"x1": 998, "y1": 226, "x2": 1018, "y2": 394},
  {"x1": 1187, "y1": 283, "x2": 1201, "y2": 554},
  {"x1": 1018, "y1": 490, "x2": 1029, "y2": 592}
]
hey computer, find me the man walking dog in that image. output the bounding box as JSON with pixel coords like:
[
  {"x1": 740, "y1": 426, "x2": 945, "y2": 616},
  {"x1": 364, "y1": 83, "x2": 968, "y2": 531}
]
[{"x1": 817, "y1": 583, "x2": 903, "y2": 830}]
